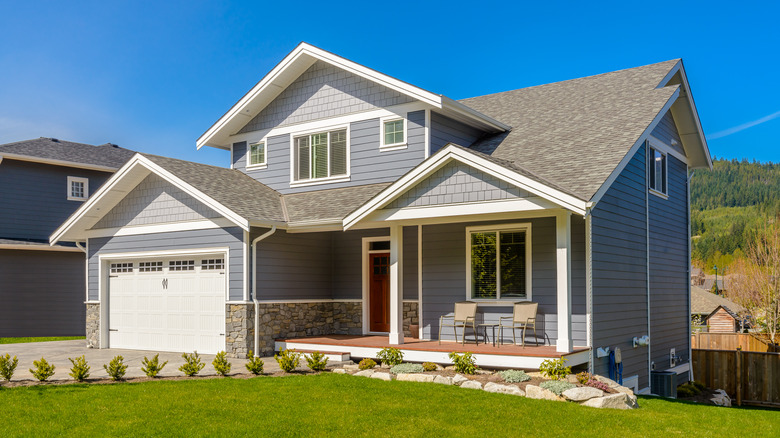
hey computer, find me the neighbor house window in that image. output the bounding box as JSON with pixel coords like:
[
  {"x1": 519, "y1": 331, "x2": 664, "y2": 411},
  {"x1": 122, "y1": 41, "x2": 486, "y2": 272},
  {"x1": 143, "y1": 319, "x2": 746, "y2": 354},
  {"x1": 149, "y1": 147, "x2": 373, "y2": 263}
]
[
  {"x1": 67, "y1": 176, "x2": 89, "y2": 201},
  {"x1": 249, "y1": 142, "x2": 266, "y2": 166},
  {"x1": 382, "y1": 118, "x2": 405, "y2": 147},
  {"x1": 293, "y1": 128, "x2": 348, "y2": 181},
  {"x1": 648, "y1": 146, "x2": 667, "y2": 195},
  {"x1": 468, "y1": 225, "x2": 530, "y2": 300}
]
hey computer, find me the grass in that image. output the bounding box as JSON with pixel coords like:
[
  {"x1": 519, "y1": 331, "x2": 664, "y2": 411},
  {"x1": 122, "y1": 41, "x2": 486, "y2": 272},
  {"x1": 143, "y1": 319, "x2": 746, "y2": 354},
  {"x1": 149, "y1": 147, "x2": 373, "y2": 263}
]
[
  {"x1": 0, "y1": 374, "x2": 777, "y2": 437},
  {"x1": 0, "y1": 336, "x2": 85, "y2": 344}
]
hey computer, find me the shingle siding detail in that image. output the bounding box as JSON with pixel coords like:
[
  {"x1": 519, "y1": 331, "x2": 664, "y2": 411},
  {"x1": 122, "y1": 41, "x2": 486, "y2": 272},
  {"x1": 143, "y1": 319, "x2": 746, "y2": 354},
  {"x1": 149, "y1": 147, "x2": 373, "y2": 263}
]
[
  {"x1": 430, "y1": 111, "x2": 484, "y2": 154},
  {"x1": 238, "y1": 60, "x2": 414, "y2": 134},
  {"x1": 93, "y1": 174, "x2": 220, "y2": 229}
]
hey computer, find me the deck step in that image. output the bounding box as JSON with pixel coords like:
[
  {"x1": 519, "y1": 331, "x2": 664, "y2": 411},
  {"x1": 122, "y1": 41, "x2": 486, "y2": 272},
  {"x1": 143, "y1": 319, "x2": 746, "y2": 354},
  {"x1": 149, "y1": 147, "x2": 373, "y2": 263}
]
[{"x1": 280, "y1": 348, "x2": 351, "y2": 362}]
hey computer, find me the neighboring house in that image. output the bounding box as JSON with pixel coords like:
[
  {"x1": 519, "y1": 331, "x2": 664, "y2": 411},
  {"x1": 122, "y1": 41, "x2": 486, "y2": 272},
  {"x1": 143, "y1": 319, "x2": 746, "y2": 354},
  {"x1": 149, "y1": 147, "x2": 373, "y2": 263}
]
[
  {"x1": 51, "y1": 43, "x2": 711, "y2": 392},
  {"x1": 0, "y1": 138, "x2": 135, "y2": 336},
  {"x1": 690, "y1": 285, "x2": 747, "y2": 333}
]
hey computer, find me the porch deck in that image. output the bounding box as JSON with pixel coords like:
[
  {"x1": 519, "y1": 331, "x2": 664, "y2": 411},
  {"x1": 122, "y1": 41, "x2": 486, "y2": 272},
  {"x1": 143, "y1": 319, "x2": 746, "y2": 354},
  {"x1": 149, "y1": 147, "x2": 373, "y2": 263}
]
[{"x1": 276, "y1": 335, "x2": 590, "y2": 369}]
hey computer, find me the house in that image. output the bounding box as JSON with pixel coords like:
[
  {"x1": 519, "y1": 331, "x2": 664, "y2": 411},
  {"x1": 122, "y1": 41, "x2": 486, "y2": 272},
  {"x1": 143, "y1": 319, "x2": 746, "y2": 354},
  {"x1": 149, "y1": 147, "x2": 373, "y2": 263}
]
[
  {"x1": 0, "y1": 138, "x2": 135, "y2": 336},
  {"x1": 691, "y1": 285, "x2": 747, "y2": 333},
  {"x1": 50, "y1": 43, "x2": 711, "y2": 392}
]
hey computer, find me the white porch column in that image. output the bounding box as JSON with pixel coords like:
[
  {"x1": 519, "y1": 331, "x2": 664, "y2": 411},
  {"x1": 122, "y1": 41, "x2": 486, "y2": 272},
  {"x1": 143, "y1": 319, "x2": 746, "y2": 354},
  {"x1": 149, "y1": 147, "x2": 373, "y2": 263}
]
[
  {"x1": 556, "y1": 211, "x2": 573, "y2": 353},
  {"x1": 389, "y1": 224, "x2": 404, "y2": 344}
]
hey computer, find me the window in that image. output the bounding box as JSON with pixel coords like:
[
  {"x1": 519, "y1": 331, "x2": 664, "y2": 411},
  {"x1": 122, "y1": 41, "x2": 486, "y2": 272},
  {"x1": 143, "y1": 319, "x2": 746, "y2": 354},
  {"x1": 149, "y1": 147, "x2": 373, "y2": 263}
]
[
  {"x1": 249, "y1": 142, "x2": 266, "y2": 167},
  {"x1": 67, "y1": 176, "x2": 89, "y2": 201},
  {"x1": 382, "y1": 118, "x2": 405, "y2": 147},
  {"x1": 467, "y1": 225, "x2": 531, "y2": 300},
  {"x1": 201, "y1": 259, "x2": 224, "y2": 270},
  {"x1": 139, "y1": 261, "x2": 163, "y2": 272},
  {"x1": 169, "y1": 260, "x2": 195, "y2": 271},
  {"x1": 110, "y1": 263, "x2": 133, "y2": 274},
  {"x1": 293, "y1": 128, "x2": 348, "y2": 182},
  {"x1": 648, "y1": 146, "x2": 667, "y2": 195}
]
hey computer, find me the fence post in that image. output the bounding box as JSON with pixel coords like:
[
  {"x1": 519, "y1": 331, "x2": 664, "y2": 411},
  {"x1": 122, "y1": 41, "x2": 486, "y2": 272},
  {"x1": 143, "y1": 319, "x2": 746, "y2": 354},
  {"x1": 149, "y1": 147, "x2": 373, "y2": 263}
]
[{"x1": 735, "y1": 347, "x2": 742, "y2": 406}]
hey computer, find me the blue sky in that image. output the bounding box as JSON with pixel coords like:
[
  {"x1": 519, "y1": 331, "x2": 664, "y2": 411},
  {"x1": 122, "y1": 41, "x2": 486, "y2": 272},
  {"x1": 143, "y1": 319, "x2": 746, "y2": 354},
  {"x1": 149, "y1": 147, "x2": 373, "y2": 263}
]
[{"x1": 1, "y1": 1, "x2": 778, "y2": 167}]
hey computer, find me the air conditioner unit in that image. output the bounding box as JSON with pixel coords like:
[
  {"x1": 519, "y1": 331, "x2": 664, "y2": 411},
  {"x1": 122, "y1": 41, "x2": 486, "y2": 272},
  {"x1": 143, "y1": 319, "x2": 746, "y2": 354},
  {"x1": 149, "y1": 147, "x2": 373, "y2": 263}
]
[{"x1": 651, "y1": 371, "x2": 677, "y2": 398}]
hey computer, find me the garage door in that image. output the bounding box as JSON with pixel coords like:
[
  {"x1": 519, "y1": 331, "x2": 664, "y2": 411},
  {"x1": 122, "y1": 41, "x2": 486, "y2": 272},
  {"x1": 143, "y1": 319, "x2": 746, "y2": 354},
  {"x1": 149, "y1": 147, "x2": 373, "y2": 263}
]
[{"x1": 108, "y1": 255, "x2": 226, "y2": 354}]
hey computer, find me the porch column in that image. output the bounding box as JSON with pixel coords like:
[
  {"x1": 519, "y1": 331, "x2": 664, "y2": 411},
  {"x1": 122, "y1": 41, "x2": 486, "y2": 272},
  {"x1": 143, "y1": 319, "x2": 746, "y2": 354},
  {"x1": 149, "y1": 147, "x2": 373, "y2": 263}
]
[
  {"x1": 389, "y1": 224, "x2": 404, "y2": 344},
  {"x1": 556, "y1": 211, "x2": 573, "y2": 353}
]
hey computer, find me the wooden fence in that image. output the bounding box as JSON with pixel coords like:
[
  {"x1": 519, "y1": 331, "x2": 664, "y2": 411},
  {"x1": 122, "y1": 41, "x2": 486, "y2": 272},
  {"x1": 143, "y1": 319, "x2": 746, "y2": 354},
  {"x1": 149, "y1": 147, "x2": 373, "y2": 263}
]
[
  {"x1": 691, "y1": 332, "x2": 778, "y2": 352},
  {"x1": 692, "y1": 349, "x2": 780, "y2": 407}
]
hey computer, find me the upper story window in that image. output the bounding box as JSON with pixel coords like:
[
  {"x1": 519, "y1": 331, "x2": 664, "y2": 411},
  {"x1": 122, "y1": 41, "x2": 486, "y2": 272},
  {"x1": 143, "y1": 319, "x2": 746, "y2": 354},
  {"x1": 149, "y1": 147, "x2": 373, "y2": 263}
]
[
  {"x1": 648, "y1": 146, "x2": 667, "y2": 196},
  {"x1": 67, "y1": 176, "x2": 89, "y2": 201},
  {"x1": 293, "y1": 128, "x2": 348, "y2": 182},
  {"x1": 248, "y1": 141, "x2": 266, "y2": 167},
  {"x1": 381, "y1": 116, "x2": 406, "y2": 150},
  {"x1": 467, "y1": 224, "x2": 531, "y2": 301}
]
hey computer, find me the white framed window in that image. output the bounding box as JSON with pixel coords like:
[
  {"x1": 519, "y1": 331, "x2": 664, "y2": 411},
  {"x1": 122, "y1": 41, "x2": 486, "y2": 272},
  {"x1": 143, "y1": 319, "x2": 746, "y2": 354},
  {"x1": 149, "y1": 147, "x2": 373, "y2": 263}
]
[
  {"x1": 648, "y1": 146, "x2": 668, "y2": 197},
  {"x1": 110, "y1": 263, "x2": 133, "y2": 274},
  {"x1": 248, "y1": 141, "x2": 266, "y2": 168},
  {"x1": 380, "y1": 116, "x2": 406, "y2": 150},
  {"x1": 138, "y1": 261, "x2": 163, "y2": 272},
  {"x1": 201, "y1": 258, "x2": 224, "y2": 270},
  {"x1": 67, "y1": 176, "x2": 89, "y2": 201},
  {"x1": 169, "y1": 260, "x2": 195, "y2": 271},
  {"x1": 291, "y1": 126, "x2": 349, "y2": 186},
  {"x1": 466, "y1": 223, "x2": 532, "y2": 301}
]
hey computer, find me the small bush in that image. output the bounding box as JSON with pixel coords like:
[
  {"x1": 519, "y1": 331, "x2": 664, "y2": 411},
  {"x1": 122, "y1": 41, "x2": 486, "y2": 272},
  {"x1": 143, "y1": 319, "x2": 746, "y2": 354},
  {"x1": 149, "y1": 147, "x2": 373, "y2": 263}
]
[
  {"x1": 179, "y1": 352, "x2": 205, "y2": 377},
  {"x1": 377, "y1": 347, "x2": 404, "y2": 366},
  {"x1": 0, "y1": 354, "x2": 19, "y2": 381},
  {"x1": 358, "y1": 358, "x2": 376, "y2": 370},
  {"x1": 390, "y1": 363, "x2": 425, "y2": 375},
  {"x1": 103, "y1": 355, "x2": 127, "y2": 381},
  {"x1": 677, "y1": 381, "x2": 704, "y2": 398},
  {"x1": 275, "y1": 349, "x2": 301, "y2": 373},
  {"x1": 448, "y1": 352, "x2": 476, "y2": 375},
  {"x1": 30, "y1": 357, "x2": 56, "y2": 382},
  {"x1": 141, "y1": 354, "x2": 168, "y2": 378},
  {"x1": 586, "y1": 379, "x2": 610, "y2": 392},
  {"x1": 540, "y1": 380, "x2": 575, "y2": 396},
  {"x1": 499, "y1": 369, "x2": 531, "y2": 383},
  {"x1": 212, "y1": 351, "x2": 231, "y2": 376},
  {"x1": 576, "y1": 371, "x2": 592, "y2": 385},
  {"x1": 539, "y1": 357, "x2": 571, "y2": 381},
  {"x1": 245, "y1": 350, "x2": 264, "y2": 375},
  {"x1": 68, "y1": 355, "x2": 90, "y2": 382},
  {"x1": 305, "y1": 352, "x2": 329, "y2": 372},
  {"x1": 422, "y1": 362, "x2": 438, "y2": 372},
  {"x1": 691, "y1": 380, "x2": 707, "y2": 391}
]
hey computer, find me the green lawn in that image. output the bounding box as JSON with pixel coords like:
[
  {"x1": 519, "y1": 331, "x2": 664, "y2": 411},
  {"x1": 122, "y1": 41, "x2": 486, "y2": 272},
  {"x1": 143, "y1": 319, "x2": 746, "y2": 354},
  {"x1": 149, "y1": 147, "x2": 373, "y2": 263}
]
[
  {"x1": 0, "y1": 374, "x2": 777, "y2": 437},
  {"x1": 0, "y1": 336, "x2": 85, "y2": 344}
]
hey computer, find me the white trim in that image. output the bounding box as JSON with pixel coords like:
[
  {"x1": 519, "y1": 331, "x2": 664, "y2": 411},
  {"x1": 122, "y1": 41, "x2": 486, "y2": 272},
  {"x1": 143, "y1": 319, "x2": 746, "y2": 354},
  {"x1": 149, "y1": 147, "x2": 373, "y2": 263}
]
[
  {"x1": 361, "y1": 235, "x2": 391, "y2": 335},
  {"x1": 417, "y1": 225, "x2": 423, "y2": 339},
  {"x1": 288, "y1": 123, "x2": 351, "y2": 187},
  {"x1": 649, "y1": 188, "x2": 669, "y2": 200},
  {"x1": 379, "y1": 114, "x2": 407, "y2": 150},
  {"x1": 97, "y1": 247, "x2": 231, "y2": 261},
  {"x1": 256, "y1": 299, "x2": 362, "y2": 304},
  {"x1": 0, "y1": 243, "x2": 83, "y2": 252},
  {"x1": 668, "y1": 362, "x2": 690, "y2": 374},
  {"x1": 289, "y1": 175, "x2": 351, "y2": 189},
  {"x1": 585, "y1": 210, "x2": 594, "y2": 372},
  {"x1": 645, "y1": 145, "x2": 652, "y2": 380},
  {"x1": 0, "y1": 152, "x2": 118, "y2": 172},
  {"x1": 647, "y1": 142, "x2": 669, "y2": 197},
  {"x1": 555, "y1": 211, "x2": 573, "y2": 353},
  {"x1": 246, "y1": 140, "x2": 267, "y2": 169},
  {"x1": 424, "y1": 109, "x2": 431, "y2": 160},
  {"x1": 243, "y1": 230, "x2": 250, "y2": 302},
  {"x1": 67, "y1": 176, "x2": 89, "y2": 201},
  {"x1": 84, "y1": 218, "x2": 236, "y2": 238},
  {"x1": 648, "y1": 135, "x2": 687, "y2": 165},
  {"x1": 366, "y1": 197, "x2": 559, "y2": 224},
  {"x1": 465, "y1": 222, "x2": 533, "y2": 302},
  {"x1": 352, "y1": 208, "x2": 568, "y2": 230},
  {"x1": 389, "y1": 224, "x2": 404, "y2": 344}
]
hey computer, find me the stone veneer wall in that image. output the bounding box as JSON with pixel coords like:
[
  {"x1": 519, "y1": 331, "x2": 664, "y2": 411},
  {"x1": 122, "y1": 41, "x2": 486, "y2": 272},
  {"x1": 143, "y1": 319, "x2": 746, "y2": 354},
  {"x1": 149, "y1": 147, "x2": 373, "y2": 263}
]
[
  {"x1": 86, "y1": 303, "x2": 100, "y2": 348},
  {"x1": 403, "y1": 301, "x2": 419, "y2": 338},
  {"x1": 226, "y1": 304, "x2": 254, "y2": 358}
]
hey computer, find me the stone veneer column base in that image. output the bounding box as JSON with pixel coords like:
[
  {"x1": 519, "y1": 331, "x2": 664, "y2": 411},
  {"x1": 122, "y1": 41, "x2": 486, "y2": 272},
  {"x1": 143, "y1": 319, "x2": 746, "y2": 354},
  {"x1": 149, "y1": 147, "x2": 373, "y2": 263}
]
[
  {"x1": 86, "y1": 303, "x2": 100, "y2": 348},
  {"x1": 403, "y1": 301, "x2": 419, "y2": 337},
  {"x1": 225, "y1": 304, "x2": 254, "y2": 358}
]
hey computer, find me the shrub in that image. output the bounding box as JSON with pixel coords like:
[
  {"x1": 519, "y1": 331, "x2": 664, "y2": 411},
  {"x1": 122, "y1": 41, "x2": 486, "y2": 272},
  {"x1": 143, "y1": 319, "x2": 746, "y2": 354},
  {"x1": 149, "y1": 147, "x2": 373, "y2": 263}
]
[
  {"x1": 540, "y1": 380, "x2": 575, "y2": 396},
  {"x1": 539, "y1": 358, "x2": 571, "y2": 381},
  {"x1": 68, "y1": 355, "x2": 90, "y2": 382},
  {"x1": 576, "y1": 371, "x2": 592, "y2": 385},
  {"x1": 390, "y1": 363, "x2": 425, "y2": 375},
  {"x1": 692, "y1": 380, "x2": 707, "y2": 391},
  {"x1": 103, "y1": 355, "x2": 127, "y2": 381},
  {"x1": 499, "y1": 369, "x2": 531, "y2": 383},
  {"x1": 0, "y1": 354, "x2": 19, "y2": 381},
  {"x1": 30, "y1": 357, "x2": 56, "y2": 382},
  {"x1": 358, "y1": 358, "x2": 376, "y2": 370},
  {"x1": 422, "y1": 362, "x2": 438, "y2": 372},
  {"x1": 586, "y1": 379, "x2": 610, "y2": 392},
  {"x1": 677, "y1": 381, "x2": 704, "y2": 398},
  {"x1": 212, "y1": 351, "x2": 231, "y2": 376},
  {"x1": 377, "y1": 347, "x2": 404, "y2": 366},
  {"x1": 305, "y1": 352, "x2": 329, "y2": 372},
  {"x1": 179, "y1": 352, "x2": 205, "y2": 377},
  {"x1": 245, "y1": 350, "x2": 264, "y2": 375},
  {"x1": 275, "y1": 349, "x2": 301, "y2": 373},
  {"x1": 448, "y1": 352, "x2": 476, "y2": 375},
  {"x1": 141, "y1": 354, "x2": 168, "y2": 378}
]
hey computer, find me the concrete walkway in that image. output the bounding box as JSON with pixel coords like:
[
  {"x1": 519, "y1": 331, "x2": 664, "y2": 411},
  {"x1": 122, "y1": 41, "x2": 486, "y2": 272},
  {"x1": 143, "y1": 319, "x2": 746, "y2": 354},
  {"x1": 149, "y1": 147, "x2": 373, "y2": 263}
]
[{"x1": 0, "y1": 340, "x2": 283, "y2": 381}]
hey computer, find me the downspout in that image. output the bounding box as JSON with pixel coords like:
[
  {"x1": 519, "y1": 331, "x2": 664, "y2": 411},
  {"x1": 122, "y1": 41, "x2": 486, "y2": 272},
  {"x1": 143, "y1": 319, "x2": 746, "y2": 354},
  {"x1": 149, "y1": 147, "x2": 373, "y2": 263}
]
[
  {"x1": 584, "y1": 207, "x2": 594, "y2": 374},
  {"x1": 251, "y1": 226, "x2": 276, "y2": 356},
  {"x1": 646, "y1": 141, "x2": 652, "y2": 384}
]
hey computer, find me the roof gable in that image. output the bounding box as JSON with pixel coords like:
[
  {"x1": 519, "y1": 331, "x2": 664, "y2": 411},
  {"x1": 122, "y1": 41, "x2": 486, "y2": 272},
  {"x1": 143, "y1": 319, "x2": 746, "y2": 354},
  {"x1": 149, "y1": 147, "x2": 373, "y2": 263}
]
[{"x1": 0, "y1": 137, "x2": 136, "y2": 171}]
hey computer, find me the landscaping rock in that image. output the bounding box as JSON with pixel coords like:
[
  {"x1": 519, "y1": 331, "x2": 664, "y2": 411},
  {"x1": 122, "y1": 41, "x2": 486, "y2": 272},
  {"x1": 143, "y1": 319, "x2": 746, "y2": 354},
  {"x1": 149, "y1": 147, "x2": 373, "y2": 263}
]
[
  {"x1": 452, "y1": 374, "x2": 470, "y2": 386},
  {"x1": 613, "y1": 386, "x2": 635, "y2": 396},
  {"x1": 460, "y1": 380, "x2": 483, "y2": 390},
  {"x1": 711, "y1": 389, "x2": 732, "y2": 407},
  {"x1": 371, "y1": 372, "x2": 393, "y2": 381},
  {"x1": 433, "y1": 375, "x2": 453, "y2": 385},
  {"x1": 343, "y1": 364, "x2": 360, "y2": 371},
  {"x1": 565, "y1": 375, "x2": 580, "y2": 384},
  {"x1": 354, "y1": 370, "x2": 375, "y2": 378},
  {"x1": 333, "y1": 369, "x2": 347, "y2": 374},
  {"x1": 396, "y1": 373, "x2": 435, "y2": 383},
  {"x1": 475, "y1": 369, "x2": 494, "y2": 375},
  {"x1": 593, "y1": 375, "x2": 621, "y2": 388},
  {"x1": 581, "y1": 393, "x2": 636, "y2": 410},
  {"x1": 562, "y1": 387, "x2": 603, "y2": 402},
  {"x1": 525, "y1": 385, "x2": 564, "y2": 402},
  {"x1": 484, "y1": 382, "x2": 525, "y2": 396},
  {"x1": 435, "y1": 364, "x2": 445, "y2": 371}
]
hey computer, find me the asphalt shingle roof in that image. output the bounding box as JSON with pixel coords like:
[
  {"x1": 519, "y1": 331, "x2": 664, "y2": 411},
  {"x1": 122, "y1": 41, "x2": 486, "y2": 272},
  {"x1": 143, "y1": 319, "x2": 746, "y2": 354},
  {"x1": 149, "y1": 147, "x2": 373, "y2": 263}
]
[
  {"x1": 460, "y1": 60, "x2": 681, "y2": 201},
  {"x1": 0, "y1": 137, "x2": 136, "y2": 169},
  {"x1": 691, "y1": 286, "x2": 746, "y2": 315},
  {"x1": 283, "y1": 183, "x2": 391, "y2": 223}
]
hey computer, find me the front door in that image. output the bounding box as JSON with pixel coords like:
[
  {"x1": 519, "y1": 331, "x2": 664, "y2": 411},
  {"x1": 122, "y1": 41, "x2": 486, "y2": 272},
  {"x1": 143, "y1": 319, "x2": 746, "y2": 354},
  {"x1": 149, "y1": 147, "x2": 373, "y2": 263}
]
[{"x1": 369, "y1": 253, "x2": 390, "y2": 332}]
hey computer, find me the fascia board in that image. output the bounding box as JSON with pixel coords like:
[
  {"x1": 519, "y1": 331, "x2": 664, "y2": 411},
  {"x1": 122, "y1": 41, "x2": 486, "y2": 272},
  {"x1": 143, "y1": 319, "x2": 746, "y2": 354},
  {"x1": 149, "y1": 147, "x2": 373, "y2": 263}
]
[
  {"x1": 0, "y1": 153, "x2": 118, "y2": 172},
  {"x1": 440, "y1": 96, "x2": 512, "y2": 132}
]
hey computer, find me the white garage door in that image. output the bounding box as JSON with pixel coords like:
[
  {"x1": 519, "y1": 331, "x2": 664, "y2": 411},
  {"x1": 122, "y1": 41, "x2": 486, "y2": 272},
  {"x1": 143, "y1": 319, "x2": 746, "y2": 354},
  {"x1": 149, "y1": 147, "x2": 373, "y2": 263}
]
[{"x1": 108, "y1": 255, "x2": 226, "y2": 354}]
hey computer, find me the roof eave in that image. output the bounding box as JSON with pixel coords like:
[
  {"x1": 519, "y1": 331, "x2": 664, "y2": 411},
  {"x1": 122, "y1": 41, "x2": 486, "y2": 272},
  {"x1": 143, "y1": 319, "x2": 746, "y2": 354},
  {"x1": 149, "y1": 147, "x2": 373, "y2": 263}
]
[{"x1": 0, "y1": 152, "x2": 119, "y2": 172}]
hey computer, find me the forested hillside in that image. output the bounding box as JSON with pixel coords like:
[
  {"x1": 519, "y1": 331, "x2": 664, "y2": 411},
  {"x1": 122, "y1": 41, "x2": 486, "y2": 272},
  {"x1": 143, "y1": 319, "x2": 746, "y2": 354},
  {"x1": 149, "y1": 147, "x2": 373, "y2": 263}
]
[{"x1": 690, "y1": 158, "x2": 780, "y2": 271}]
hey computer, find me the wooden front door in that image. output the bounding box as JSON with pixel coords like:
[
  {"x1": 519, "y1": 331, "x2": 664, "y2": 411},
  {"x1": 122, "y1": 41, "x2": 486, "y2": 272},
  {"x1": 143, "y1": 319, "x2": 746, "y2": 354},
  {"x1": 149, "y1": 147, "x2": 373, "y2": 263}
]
[{"x1": 369, "y1": 253, "x2": 390, "y2": 332}]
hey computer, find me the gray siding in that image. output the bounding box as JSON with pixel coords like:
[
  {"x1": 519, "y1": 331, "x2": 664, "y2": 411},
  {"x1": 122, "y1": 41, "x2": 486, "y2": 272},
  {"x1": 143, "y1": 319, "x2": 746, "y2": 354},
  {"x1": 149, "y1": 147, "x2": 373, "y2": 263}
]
[
  {"x1": 241, "y1": 110, "x2": 426, "y2": 194},
  {"x1": 652, "y1": 112, "x2": 685, "y2": 156},
  {"x1": 0, "y1": 249, "x2": 86, "y2": 337},
  {"x1": 88, "y1": 227, "x2": 245, "y2": 301},
  {"x1": 232, "y1": 141, "x2": 247, "y2": 169},
  {"x1": 93, "y1": 174, "x2": 220, "y2": 229},
  {"x1": 591, "y1": 144, "x2": 650, "y2": 388},
  {"x1": 430, "y1": 111, "x2": 484, "y2": 154},
  {"x1": 238, "y1": 60, "x2": 414, "y2": 133},
  {"x1": 0, "y1": 159, "x2": 111, "y2": 241}
]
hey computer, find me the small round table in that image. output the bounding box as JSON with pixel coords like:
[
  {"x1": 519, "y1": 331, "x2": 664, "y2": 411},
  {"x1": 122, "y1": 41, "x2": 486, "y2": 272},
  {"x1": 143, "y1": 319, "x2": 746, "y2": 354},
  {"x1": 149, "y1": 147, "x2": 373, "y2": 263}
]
[{"x1": 478, "y1": 323, "x2": 499, "y2": 347}]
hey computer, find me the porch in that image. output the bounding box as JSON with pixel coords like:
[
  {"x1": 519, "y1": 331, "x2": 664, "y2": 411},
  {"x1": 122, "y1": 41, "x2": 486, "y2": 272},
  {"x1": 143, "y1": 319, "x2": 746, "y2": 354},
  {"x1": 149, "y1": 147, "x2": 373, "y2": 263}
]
[{"x1": 276, "y1": 335, "x2": 590, "y2": 369}]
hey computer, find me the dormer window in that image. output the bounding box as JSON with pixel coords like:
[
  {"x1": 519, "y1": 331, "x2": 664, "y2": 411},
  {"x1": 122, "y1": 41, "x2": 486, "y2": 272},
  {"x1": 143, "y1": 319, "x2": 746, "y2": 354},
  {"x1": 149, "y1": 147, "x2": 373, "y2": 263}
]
[
  {"x1": 293, "y1": 128, "x2": 348, "y2": 183},
  {"x1": 381, "y1": 117, "x2": 406, "y2": 150},
  {"x1": 249, "y1": 141, "x2": 266, "y2": 167},
  {"x1": 67, "y1": 176, "x2": 89, "y2": 201}
]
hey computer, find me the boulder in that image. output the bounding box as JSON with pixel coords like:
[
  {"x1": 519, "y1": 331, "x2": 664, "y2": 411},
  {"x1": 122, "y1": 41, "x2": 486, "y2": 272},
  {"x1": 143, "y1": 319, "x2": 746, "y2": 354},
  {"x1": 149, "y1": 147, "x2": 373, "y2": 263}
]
[
  {"x1": 460, "y1": 380, "x2": 483, "y2": 390},
  {"x1": 332, "y1": 369, "x2": 347, "y2": 374},
  {"x1": 581, "y1": 393, "x2": 637, "y2": 410},
  {"x1": 452, "y1": 374, "x2": 470, "y2": 386},
  {"x1": 711, "y1": 389, "x2": 732, "y2": 407},
  {"x1": 475, "y1": 369, "x2": 494, "y2": 375},
  {"x1": 484, "y1": 382, "x2": 525, "y2": 396},
  {"x1": 354, "y1": 370, "x2": 375, "y2": 378},
  {"x1": 396, "y1": 373, "x2": 435, "y2": 383},
  {"x1": 433, "y1": 375, "x2": 453, "y2": 385},
  {"x1": 525, "y1": 385, "x2": 565, "y2": 402},
  {"x1": 562, "y1": 387, "x2": 604, "y2": 402},
  {"x1": 343, "y1": 364, "x2": 360, "y2": 371},
  {"x1": 613, "y1": 386, "x2": 635, "y2": 396},
  {"x1": 593, "y1": 375, "x2": 621, "y2": 388},
  {"x1": 370, "y1": 372, "x2": 393, "y2": 381}
]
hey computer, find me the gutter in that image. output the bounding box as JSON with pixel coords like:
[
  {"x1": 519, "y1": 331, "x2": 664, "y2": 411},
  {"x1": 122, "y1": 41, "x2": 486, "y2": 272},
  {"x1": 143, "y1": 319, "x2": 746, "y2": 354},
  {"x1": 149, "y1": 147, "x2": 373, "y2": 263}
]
[{"x1": 251, "y1": 226, "x2": 276, "y2": 355}]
